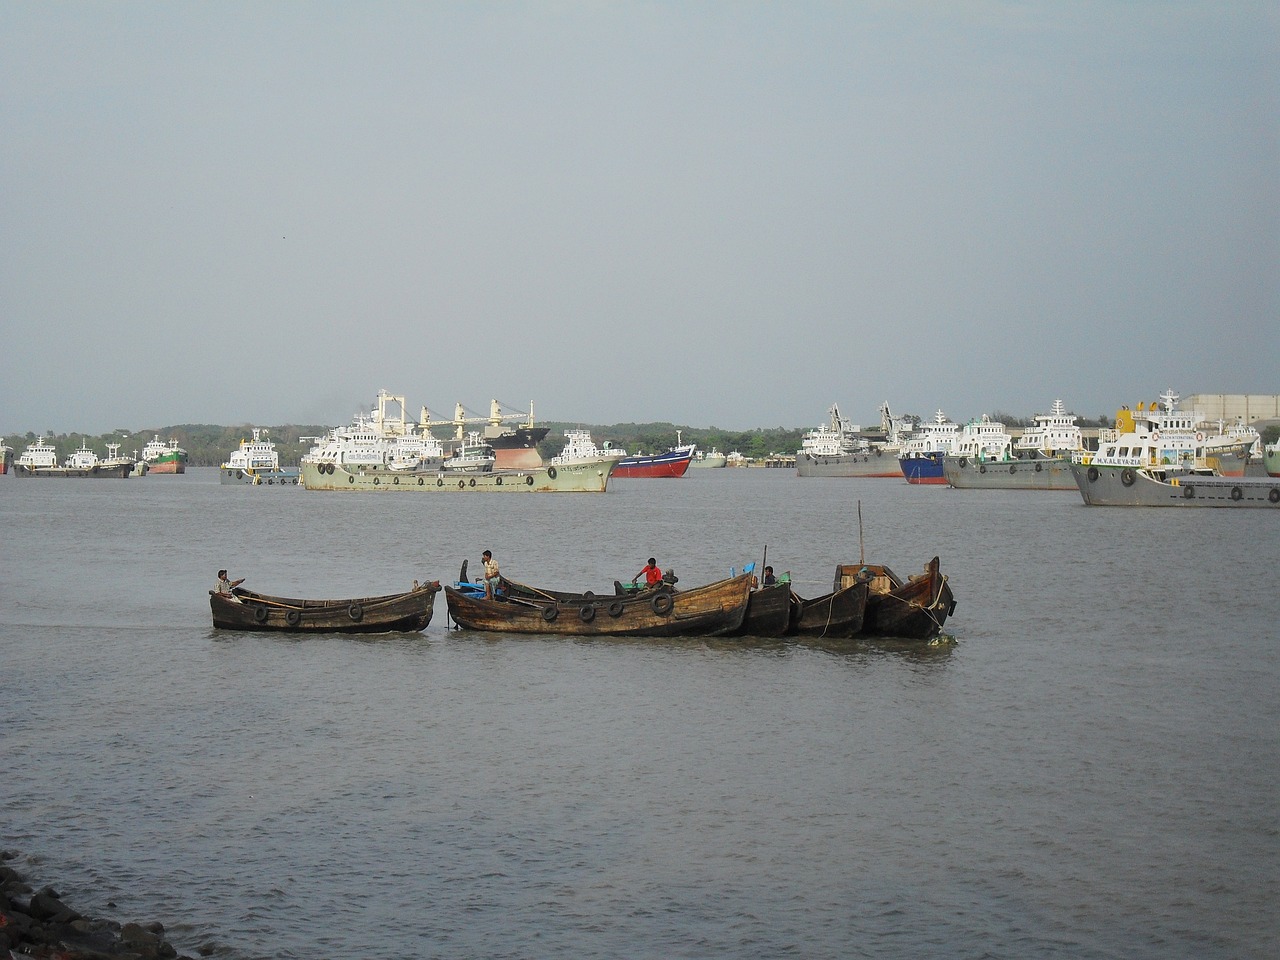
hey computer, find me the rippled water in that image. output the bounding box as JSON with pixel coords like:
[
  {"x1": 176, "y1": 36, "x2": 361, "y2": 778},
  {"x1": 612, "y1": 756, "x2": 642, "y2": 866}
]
[{"x1": 2, "y1": 469, "x2": 1276, "y2": 959}]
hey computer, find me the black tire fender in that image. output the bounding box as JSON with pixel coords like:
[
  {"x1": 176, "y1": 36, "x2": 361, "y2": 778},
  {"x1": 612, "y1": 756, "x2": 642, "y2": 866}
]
[
  {"x1": 348, "y1": 603, "x2": 363, "y2": 622},
  {"x1": 253, "y1": 605, "x2": 269, "y2": 623},
  {"x1": 285, "y1": 610, "x2": 302, "y2": 626},
  {"x1": 541, "y1": 605, "x2": 558, "y2": 622},
  {"x1": 579, "y1": 604, "x2": 595, "y2": 623},
  {"x1": 651, "y1": 591, "x2": 674, "y2": 615}
]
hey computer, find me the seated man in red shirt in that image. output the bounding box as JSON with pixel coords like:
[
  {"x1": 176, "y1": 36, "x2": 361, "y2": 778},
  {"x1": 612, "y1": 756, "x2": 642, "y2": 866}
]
[{"x1": 634, "y1": 558, "x2": 663, "y2": 590}]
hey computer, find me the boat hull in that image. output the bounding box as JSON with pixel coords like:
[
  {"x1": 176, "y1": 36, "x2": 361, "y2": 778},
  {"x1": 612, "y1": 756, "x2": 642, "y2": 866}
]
[
  {"x1": 145, "y1": 457, "x2": 186, "y2": 475},
  {"x1": 1072, "y1": 464, "x2": 1280, "y2": 508},
  {"x1": 300, "y1": 458, "x2": 613, "y2": 492},
  {"x1": 899, "y1": 453, "x2": 947, "y2": 484},
  {"x1": 445, "y1": 575, "x2": 753, "y2": 637},
  {"x1": 736, "y1": 583, "x2": 795, "y2": 637},
  {"x1": 612, "y1": 448, "x2": 694, "y2": 478},
  {"x1": 1266, "y1": 446, "x2": 1280, "y2": 478},
  {"x1": 221, "y1": 467, "x2": 301, "y2": 485},
  {"x1": 13, "y1": 463, "x2": 135, "y2": 478},
  {"x1": 796, "y1": 450, "x2": 900, "y2": 478},
  {"x1": 943, "y1": 455, "x2": 1077, "y2": 490},
  {"x1": 788, "y1": 582, "x2": 869, "y2": 637},
  {"x1": 485, "y1": 426, "x2": 550, "y2": 469},
  {"x1": 837, "y1": 558, "x2": 955, "y2": 640},
  {"x1": 211, "y1": 583, "x2": 440, "y2": 632}
]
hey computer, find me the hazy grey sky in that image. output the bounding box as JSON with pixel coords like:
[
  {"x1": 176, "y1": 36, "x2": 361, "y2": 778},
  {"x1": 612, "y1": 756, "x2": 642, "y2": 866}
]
[{"x1": 2, "y1": 1, "x2": 1275, "y2": 435}]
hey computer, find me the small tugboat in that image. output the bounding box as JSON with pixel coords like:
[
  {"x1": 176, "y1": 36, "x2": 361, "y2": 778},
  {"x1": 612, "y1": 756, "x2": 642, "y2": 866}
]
[{"x1": 221, "y1": 429, "x2": 300, "y2": 485}]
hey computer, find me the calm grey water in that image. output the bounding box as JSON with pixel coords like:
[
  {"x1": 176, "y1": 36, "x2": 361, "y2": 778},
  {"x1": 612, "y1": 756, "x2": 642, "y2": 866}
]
[{"x1": 2, "y1": 468, "x2": 1276, "y2": 959}]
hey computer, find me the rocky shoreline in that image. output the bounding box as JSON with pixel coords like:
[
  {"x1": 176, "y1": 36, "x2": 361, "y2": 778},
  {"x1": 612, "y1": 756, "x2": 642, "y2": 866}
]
[{"x1": 0, "y1": 851, "x2": 198, "y2": 960}]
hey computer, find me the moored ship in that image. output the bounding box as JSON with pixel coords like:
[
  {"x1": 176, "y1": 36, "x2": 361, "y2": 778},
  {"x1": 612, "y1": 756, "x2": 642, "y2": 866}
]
[
  {"x1": 14, "y1": 437, "x2": 135, "y2": 478},
  {"x1": 898, "y1": 409, "x2": 961, "y2": 484},
  {"x1": 0, "y1": 438, "x2": 12, "y2": 475},
  {"x1": 301, "y1": 395, "x2": 614, "y2": 492},
  {"x1": 141, "y1": 435, "x2": 188, "y2": 474},
  {"x1": 795, "y1": 403, "x2": 905, "y2": 478},
  {"x1": 1070, "y1": 389, "x2": 1265, "y2": 507},
  {"x1": 221, "y1": 429, "x2": 300, "y2": 485},
  {"x1": 611, "y1": 431, "x2": 696, "y2": 478},
  {"x1": 942, "y1": 412, "x2": 1079, "y2": 490}
]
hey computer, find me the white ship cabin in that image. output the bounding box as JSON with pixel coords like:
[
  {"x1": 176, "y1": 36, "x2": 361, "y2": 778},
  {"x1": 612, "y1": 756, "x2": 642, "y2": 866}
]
[
  {"x1": 17, "y1": 436, "x2": 59, "y2": 468},
  {"x1": 551, "y1": 429, "x2": 625, "y2": 465},
  {"x1": 225, "y1": 429, "x2": 281, "y2": 471},
  {"x1": 899, "y1": 410, "x2": 961, "y2": 456},
  {"x1": 952, "y1": 416, "x2": 1013, "y2": 462},
  {"x1": 799, "y1": 404, "x2": 868, "y2": 457},
  {"x1": 1086, "y1": 390, "x2": 1248, "y2": 469},
  {"x1": 64, "y1": 443, "x2": 100, "y2": 469},
  {"x1": 1014, "y1": 399, "x2": 1084, "y2": 457}
]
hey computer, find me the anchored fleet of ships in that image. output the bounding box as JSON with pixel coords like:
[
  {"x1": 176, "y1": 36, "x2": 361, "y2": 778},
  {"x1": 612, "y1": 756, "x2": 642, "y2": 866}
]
[{"x1": 6, "y1": 387, "x2": 1278, "y2": 506}]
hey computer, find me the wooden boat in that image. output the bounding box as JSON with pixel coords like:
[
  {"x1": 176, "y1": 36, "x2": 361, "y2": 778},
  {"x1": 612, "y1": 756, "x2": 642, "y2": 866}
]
[
  {"x1": 209, "y1": 581, "x2": 441, "y2": 632},
  {"x1": 444, "y1": 573, "x2": 753, "y2": 637},
  {"x1": 835, "y1": 557, "x2": 955, "y2": 640},
  {"x1": 736, "y1": 582, "x2": 795, "y2": 637},
  {"x1": 787, "y1": 581, "x2": 868, "y2": 638}
]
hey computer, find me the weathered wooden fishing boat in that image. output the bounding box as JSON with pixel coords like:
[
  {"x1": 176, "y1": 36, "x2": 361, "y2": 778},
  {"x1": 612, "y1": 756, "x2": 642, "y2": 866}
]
[
  {"x1": 835, "y1": 557, "x2": 955, "y2": 640},
  {"x1": 209, "y1": 581, "x2": 441, "y2": 632},
  {"x1": 736, "y1": 582, "x2": 796, "y2": 637},
  {"x1": 788, "y1": 580, "x2": 869, "y2": 637},
  {"x1": 444, "y1": 573, "x2": 753, "y2": 637}
]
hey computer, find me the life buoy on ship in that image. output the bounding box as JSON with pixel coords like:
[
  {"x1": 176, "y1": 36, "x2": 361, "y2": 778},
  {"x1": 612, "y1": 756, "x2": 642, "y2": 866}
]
[
  {"x1": 1151, "y1": 430, "x2": 1160, "y2": 441},
  {"x1": 1196, "y1": 432, "x2": 1204, "y2": 442}
]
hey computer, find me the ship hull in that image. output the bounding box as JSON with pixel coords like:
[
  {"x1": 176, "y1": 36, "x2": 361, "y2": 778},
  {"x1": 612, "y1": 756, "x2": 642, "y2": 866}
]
[
  {"x1": 300, "y1": 458, "x2": 613, "y2": 492},
  {"x1": 144, "y1": 452, "x2": 187, "y2": 474},
  {"x1": 612, "y1": 449, "x2": 693, "y2": 478},
  {"x1": 221, "y1": 467, "x2": 301, "y2": 485},
  {"x1": 899, "y1": 453, "x2": 947, "y2": 484},
  {"x1": 943, "y1": 455, "x2": 1077, "y2": 490},
  {"x1": 796, "y1": 450, "x2": 900, "y2": 477},
  {"x1": 13, "y1": 464, "x2": 135, "y2": 478},
  {"x1": 1072, "y1": 464, "x2": 1280, "y2": 508},
  {"x1": 485, "y1": 426, "x2": 550, "y2": 469}
]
